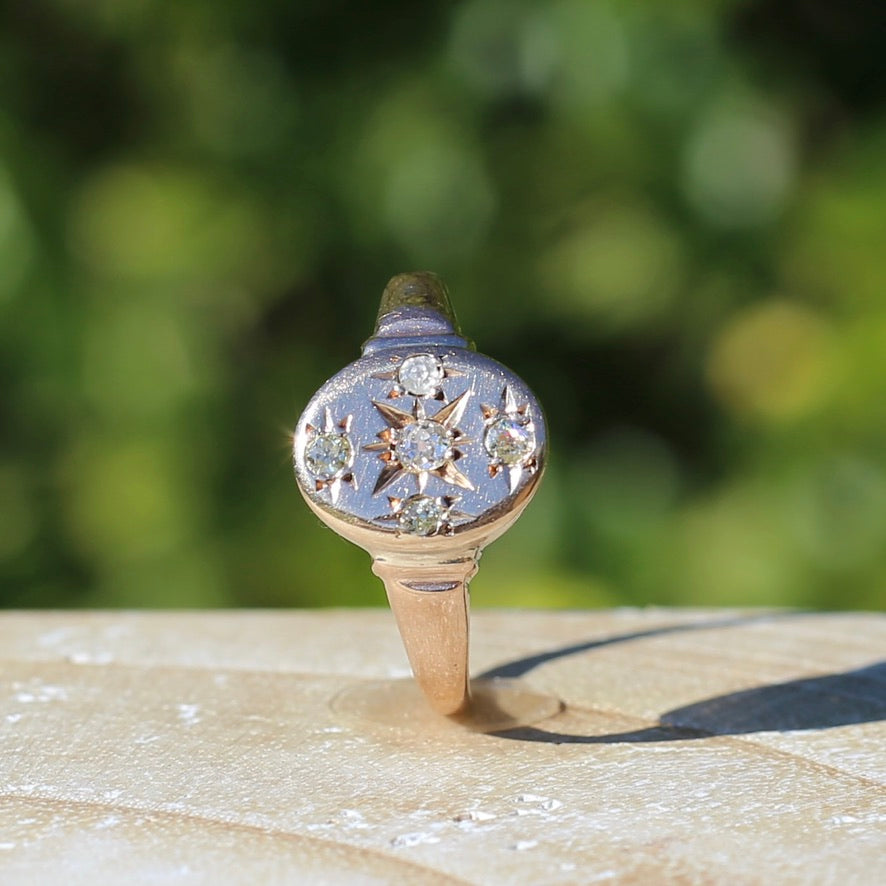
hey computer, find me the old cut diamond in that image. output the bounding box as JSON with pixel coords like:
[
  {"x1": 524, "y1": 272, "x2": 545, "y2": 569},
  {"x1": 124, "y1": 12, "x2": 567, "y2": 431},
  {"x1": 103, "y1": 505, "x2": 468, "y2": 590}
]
[
  {"x1": 396, "y1": 419, "x2": 451, "y2": 472},
  {"x1": 397, "y1": 354, "x2": 444, "y2": 397},
  {"x1": 305, "y1": 433, "x2": 352, "y2": 480},
  {"x1": 485, "y1": 416, "x2": 535, "y2": 466},
  {"x1": 398, "y1": 495, "x2": 444, "y2": 536}
]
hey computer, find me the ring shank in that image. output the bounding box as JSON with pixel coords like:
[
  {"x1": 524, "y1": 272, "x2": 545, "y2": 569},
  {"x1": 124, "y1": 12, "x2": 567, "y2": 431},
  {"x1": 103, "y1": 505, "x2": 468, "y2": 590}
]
[{"x1": 372, "y1": 558, "x2": 477, "y2": 716}]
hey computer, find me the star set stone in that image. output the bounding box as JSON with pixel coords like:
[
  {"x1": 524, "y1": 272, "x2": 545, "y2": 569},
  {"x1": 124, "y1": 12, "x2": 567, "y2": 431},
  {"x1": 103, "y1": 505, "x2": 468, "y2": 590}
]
[
  {"x1": 397, "y1": 495, "x2": 446, "y2": 536},
  {"x1": 484, "y1": 415, "x2": 536, "y2": 466},
  {"x1": 304, "y1": 433, "x2": 353, "y2": 480},
  {"x1": 397, "y1": 354, "x2": 444, "y2": 398},
  {"x1": 395, "y1": 419, "x2": 452, "y2": 472}
]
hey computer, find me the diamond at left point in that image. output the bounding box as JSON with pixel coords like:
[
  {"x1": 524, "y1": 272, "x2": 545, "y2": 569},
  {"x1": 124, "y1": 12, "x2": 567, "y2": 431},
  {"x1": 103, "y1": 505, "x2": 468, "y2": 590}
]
[{"x1": 305, "y1": 433, "x2": 353, "y2": 480}]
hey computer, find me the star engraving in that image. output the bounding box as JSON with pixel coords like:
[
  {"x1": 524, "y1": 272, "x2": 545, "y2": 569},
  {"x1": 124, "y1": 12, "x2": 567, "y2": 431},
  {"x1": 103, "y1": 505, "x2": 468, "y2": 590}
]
[
  {"x1": 364, "y1": 391, "x2": 475, "y2": 495},
  {"x1": 373, "y1": 494, "x2": 474, "y2": 537},
  {"x1": 481, "y1": 386, "x2": 539, "y2": 494},
  {"x1": 371, "y1": 353, "x2": 465, "y2": 400},
  {"x1": 302, "y1": 407, "x2": 357, "y2": 505}
]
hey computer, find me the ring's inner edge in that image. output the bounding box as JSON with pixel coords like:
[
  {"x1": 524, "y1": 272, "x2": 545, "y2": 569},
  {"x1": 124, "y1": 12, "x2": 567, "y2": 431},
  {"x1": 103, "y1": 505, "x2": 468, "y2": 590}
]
[{"x1": 404, "y1": 580, "x2": 460, "y2": 592}]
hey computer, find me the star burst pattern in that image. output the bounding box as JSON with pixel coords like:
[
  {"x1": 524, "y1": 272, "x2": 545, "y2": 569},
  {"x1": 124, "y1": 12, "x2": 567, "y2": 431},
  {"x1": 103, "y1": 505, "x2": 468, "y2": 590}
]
[{"x1": 364, "y1": 391, "x2": 475, "y2": 495}]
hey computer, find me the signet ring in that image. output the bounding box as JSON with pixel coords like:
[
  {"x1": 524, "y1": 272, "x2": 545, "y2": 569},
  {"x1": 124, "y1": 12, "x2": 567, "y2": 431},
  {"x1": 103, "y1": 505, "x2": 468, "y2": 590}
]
[{"x1": 293, "y1": 273, "x2": 547, "y2": 715}]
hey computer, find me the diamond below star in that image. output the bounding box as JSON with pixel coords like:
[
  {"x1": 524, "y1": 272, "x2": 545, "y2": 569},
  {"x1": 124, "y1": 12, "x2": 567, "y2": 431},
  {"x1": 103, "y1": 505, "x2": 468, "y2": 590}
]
[{"x1": 397, "y1": 495, "x2": 445, "y2": 536}]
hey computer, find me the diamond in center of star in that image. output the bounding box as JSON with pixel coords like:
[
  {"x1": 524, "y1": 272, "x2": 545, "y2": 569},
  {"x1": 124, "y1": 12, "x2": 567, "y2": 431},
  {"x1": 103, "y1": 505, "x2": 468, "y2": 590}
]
[{"x1": 395, "y1": 419, "x2": 452, "y2": 472}]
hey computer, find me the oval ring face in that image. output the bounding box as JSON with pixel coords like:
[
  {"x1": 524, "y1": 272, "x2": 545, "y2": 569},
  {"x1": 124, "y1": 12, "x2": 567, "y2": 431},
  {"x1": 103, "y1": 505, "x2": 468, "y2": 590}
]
[{"x1": 293, "y1": 347, "x2": 546, "y2": 539}]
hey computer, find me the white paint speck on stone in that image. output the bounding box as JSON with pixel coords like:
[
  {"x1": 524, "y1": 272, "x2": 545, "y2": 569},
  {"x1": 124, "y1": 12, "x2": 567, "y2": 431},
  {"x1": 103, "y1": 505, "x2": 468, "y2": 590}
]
[
  {"x1": 12, "y1": 684, "x2": 68, "y2": 703},
  {"x1": 68, "y1": 651, "x2": 113, "y2": 665},
  {"x1": 37, "y1": 628, "x2": 72, "y2": 648},
  {"x1": 176, "y1": 703, "x2": 201, "y2": 725},
  {"x1": 454, "y1": 809, "x2": 497, "y2": 823},
  {"x1": 390, "y1": 832, "x2": 441, "y2": 848}
]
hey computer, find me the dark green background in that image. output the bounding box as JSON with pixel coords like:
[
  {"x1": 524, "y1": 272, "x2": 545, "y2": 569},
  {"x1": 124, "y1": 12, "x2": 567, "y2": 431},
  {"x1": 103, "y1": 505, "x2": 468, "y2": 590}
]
[{"x1": 1, "y1": 0, "x2": 884, "y2": 610}]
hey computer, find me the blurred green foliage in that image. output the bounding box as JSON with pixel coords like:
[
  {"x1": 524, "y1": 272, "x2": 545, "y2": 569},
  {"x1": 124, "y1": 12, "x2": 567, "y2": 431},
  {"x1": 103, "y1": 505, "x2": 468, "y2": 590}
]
[{"x1": 1, "y1": 0, "x2": 884, "y2": 611}]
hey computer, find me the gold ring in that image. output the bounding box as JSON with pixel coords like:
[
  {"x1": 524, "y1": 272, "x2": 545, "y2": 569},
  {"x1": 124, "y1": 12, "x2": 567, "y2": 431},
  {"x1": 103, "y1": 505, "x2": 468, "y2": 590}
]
[{"x1": 293, "y1": 273, "x2": 546, "y2": 715}]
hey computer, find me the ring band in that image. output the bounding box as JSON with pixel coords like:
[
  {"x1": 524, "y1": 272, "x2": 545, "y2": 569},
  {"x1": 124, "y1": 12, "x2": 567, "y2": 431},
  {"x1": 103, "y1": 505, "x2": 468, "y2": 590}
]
[
  {"x1": 374, "y1": 558, "x2": 474, "y2": 714},
  {"x1": 293, "y1": 273, "x2": 546, "y2": 716}
]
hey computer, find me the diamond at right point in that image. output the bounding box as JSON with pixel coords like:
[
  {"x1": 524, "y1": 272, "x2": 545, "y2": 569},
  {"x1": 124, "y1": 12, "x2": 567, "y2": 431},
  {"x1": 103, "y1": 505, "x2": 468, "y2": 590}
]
[{"x1": 484, "y1": 415, "x2": 536, "y2": 466}]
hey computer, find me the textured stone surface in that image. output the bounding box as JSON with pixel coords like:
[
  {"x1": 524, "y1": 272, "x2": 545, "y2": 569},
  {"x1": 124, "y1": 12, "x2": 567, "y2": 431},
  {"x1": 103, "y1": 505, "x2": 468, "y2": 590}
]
[{"x1": 0, "y1": 608, "x2": 883, "y2": 884}]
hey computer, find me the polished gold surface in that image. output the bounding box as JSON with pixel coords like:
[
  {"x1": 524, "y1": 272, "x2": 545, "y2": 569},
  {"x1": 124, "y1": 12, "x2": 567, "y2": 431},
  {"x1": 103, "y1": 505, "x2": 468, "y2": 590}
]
[
  {"x1": 374, "y1": 271, "x2": 461, "y2": 335},
  {"x1": 373, "y1": 558, "x2": 476, "y2": 715},
  {"x1": 295, "y1": 273, "x2": 547, "y2": 717}
]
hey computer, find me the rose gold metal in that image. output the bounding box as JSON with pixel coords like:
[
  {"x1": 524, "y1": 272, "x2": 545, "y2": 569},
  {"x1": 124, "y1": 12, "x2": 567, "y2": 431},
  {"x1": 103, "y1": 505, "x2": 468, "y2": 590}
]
[
  {"x1": 294, "y1": 273, "x2": 547, "y2": 719},
  {"x1": 371, "y1": 557, "x2": 477, "y2": 716},
  {"x1": 299, "y1": 447, "x2": 540, "y2": 720}
]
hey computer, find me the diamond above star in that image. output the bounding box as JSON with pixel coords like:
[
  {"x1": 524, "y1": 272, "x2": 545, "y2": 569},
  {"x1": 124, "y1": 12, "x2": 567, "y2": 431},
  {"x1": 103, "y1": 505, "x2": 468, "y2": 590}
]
[
  {"x1": 482, "y1": 386, "x2": 539, "y2": 494},
  {"x1": 301, "y1": 407, "x2": 357, "y2": 505},
  {"x1": 371, "y1": 353, "x2": 465, "y2": 401},
  {"x1": 364, "y1": 391, "x2": 475, "y2": 495}
]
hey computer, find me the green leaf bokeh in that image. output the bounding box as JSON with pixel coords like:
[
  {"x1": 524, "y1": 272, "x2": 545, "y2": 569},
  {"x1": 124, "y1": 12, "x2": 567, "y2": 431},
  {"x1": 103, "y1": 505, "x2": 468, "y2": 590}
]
[{"x1": 1, "y1": 0, "x2": 884, "y2": 610}]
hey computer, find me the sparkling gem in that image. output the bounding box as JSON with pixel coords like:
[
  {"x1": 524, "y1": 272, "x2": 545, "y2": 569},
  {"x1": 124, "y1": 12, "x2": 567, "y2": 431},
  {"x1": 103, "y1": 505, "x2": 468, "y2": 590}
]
[
  {"x1": 305, "y1": 433, "x2": 352, "y2": 480},
  {"x1": 397, "y1": 354, "x2": 444, "y2": 397},
  {"x1": 396, "y1": 419, "x2": 451, "y2": 472},
  {"x1": 485, "y1": 416, "x2": 535, "y2": 466},
  {"x1": 398, "y1": 495, "x2": 444, "y2": 536}
]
